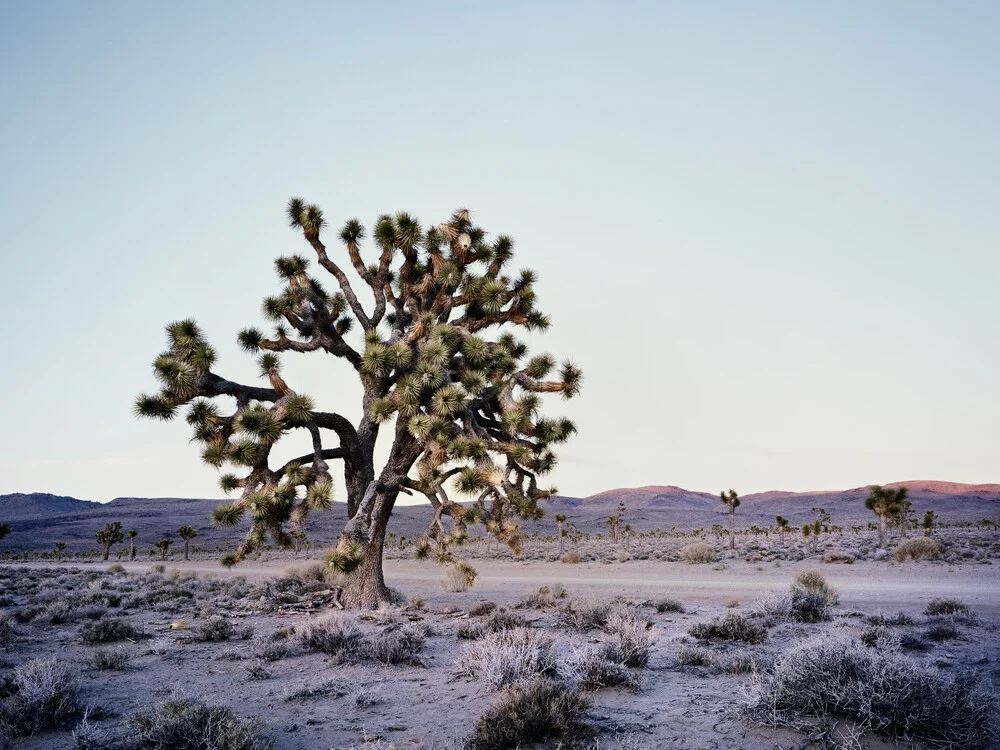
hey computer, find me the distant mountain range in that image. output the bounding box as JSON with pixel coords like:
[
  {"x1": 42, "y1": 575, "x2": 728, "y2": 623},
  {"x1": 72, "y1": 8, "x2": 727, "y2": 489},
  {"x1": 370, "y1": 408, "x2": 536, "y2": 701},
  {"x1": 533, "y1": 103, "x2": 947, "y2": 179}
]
[{"x1": 1, "y1": 481, "x2": 997, "y2": 554}]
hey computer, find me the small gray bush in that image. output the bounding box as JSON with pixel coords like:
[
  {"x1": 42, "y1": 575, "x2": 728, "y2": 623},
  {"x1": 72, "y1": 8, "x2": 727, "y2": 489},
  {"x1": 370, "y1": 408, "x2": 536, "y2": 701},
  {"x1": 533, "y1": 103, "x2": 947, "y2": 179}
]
[
  {"x1": 126, "y1": 697, "x2": 272, "y2": 749},
  {"x1": 0, "y1": 658, "x2": 81, "y2": 737},
  {"x1": 465, "y1": 678, "x2": 590, "y2": 750},
  {"x1": 751, "y1": 636, "x2": 997, "y2": 748},
  {"x1": 690, "y1": 612, "x2": 767, "y2": 644},
  {"x1": 81, "y1": 617, "x2": 144, "y2": 644},
  {"x1": 925, "y1": 598, "x2": 969, "y2": 617},
  {"x1": 457, "y1": 628, "x2": 557, "y2": 689},
  {"x1": 653, "y1": 598, "x2": 684, "y2": 614},
  {"x1": 86, "y1": 647, "x2": 132, "y2": 672}
]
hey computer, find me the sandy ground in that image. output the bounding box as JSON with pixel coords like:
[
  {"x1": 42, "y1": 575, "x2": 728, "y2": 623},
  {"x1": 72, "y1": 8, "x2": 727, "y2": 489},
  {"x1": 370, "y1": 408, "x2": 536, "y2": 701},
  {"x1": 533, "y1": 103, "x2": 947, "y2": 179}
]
[{"x1": 3, "y1": 557, "x2": 999, "y2": 750}]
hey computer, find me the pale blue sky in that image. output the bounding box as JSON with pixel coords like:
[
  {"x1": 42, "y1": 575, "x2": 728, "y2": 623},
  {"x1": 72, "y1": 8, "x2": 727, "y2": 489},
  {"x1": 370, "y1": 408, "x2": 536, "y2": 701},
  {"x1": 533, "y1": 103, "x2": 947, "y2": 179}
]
[{"x1": 1, "y1": 2, "x2": 997, "y2": 503}]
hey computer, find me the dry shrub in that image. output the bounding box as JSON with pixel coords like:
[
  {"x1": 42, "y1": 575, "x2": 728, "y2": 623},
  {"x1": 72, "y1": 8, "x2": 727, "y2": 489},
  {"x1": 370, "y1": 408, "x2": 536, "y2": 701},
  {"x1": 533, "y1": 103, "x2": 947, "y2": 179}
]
[
  {"x1": 293, "y1": 612, "x2": 425, "y2": 665},
  {"x1": 792, "y1": 569, "x2": 838, "y2": 605},
  {"x1": 867, "y1": 611, "x2": 915, "y2": 627},
  {"x1": 468, "y1": 600, "x2": 497, "y2": 617},
  {"x1": 282, "y1": 678, "x2": 347, "y2": 701},
  {"x1": 893, "y1": 538, "x2": 941, "y2": 562},
  {"x1": 465, "y1": 677, "x2": 590, "y2": 750},
  {"x1": 676, "y1": 645, "x2": 713, "y2": 666},
  {"x1": 679, "y1": 542, "x2": 716, "y2": 564},
  {"x1": 561, "y1": 551, "x2": 581, "y2": 564},
  {"x1": 559, "y1": 645, "x2": 639, "y2": 691},
  {"x1": 81, "y1": 617, "x2": 144, "y2": 644},
  {"x1": 0, "y1": 658, "x2": 81, "y2": 737},
  {"x1": 924, "y1": 620, "x2": 961, "y2": 642},
  {"x1": 925, "y1": 598, "x2": 969, "y2": 616},
  {"x1": 0, "y1": 616, "x2": 18, "y2": 649},
  {"x1": 457, "y1": 610, "x2": 527, "y2": 640},
  {"x1": 457, "y1": 628, "x2": 557, "y2": 689},
  {"x1": 598, "y1": 612, "x2": 655, "y2": 668},
  {"x1": 821, "y1": 551, "x2": 855, "y2": 564},
  {"x1": 443, "y1": 562, "x2": 478, "y2": 593},
  {"x1": 85, "y1": 647, "x2": 132, "y2": 672},
  {"x1": 751, "y1": 636, "x2": 997, "y2": 748},
  {"x1": 558, "y1": 597, "x2": 621, "y2": 631},
  {"x1": 689, "y1": 612, "x2": 766, "y2": 644},
  {"x1": 193, "y1": 617, "x2": 253, "y2": 642},
  {"x1": 294, "y1": 612, "x2": 364, "y2": 659},
  {"x1": 653, "y1": 598, "x2": 684, "y2": 614},
  {"x1": 127, "y1": 697, "x2": 272, "y2": 749}
]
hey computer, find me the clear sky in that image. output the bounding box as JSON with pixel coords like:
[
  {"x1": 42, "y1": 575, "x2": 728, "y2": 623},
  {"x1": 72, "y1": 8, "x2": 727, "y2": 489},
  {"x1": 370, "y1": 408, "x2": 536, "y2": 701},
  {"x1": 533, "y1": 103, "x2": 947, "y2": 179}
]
[{"x1": 1, "y1": 1, "x2": 997, "y2": 504}]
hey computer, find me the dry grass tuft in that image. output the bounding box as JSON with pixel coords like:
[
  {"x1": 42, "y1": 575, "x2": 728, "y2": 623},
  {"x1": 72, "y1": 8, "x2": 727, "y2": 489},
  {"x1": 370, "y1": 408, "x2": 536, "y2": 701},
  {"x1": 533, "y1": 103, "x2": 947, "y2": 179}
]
[
  {"x1": 127, "y1": 696, "x2": 273, "y2": 749},
  {"x1": 457, "y1": 627, "x2": 557, "y2": 689}
]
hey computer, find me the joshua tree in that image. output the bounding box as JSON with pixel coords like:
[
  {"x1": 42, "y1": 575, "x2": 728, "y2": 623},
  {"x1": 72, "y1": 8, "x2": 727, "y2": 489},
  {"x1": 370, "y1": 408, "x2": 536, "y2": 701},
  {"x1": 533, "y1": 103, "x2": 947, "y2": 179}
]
[
  {"x1": 54, "y1": 542, "x2": 67, "y2": 560},
  {"x1": 128, "y1": 529, "x2": 138, "y2": 561},
  {"x1": 0, "y1": 522, "x2": 10, "y2": 544},
  {"x1": 775, "y1": 515, "x2": 790, "y2": 544},
  {"x1": 923, "y1": 510, "x2": 938, "y2": 538},
  {"x1": 898, "y1": 499, "x2": 914, "y2": 540},
  {"x1": 606, "y1": 515, "x2": 619, "y2": 544},
  {"x1": 622, "y1": 523, "x2": 633, "y2": 551},
  {"x1": 719, "y1": 489, "x2": 739, "y2": 550},
  {"x1": 155, "y1": 538, "x2": 174, "y2": 561},
  {"x1": 178, "y1": 525, "x2": 198, "y2": 560},
  {"x1": 864, "y1": 485, "x2": 907, "y2": 550},
  {"x1": 554, "y1": 513, "x2": 567, "y2": 554},
  {"x1": 801, "y1": 523, "x2": 812, "y2": 552},
  {"x1": 135, "y1": 201, "x2": 582, "y2": 607},
  {"x1": 96, "y1": 522, "x2": 125, "y2": 562}
]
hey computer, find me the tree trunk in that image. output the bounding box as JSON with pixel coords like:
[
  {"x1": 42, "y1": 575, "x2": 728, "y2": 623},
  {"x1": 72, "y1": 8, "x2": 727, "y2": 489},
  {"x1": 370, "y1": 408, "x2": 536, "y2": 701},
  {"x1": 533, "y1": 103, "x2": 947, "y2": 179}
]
[
  {"x1": 728, "y1": 507, "x2": 735, "y2": 550},
  {"x1": 778, "y1": 527, "x2": 785, "y2": 545},
  {"x1": 340, "y1": 506, "x2": 395, "y2": 608},
  {"x1": 878, "y1": 514, "x2": 887, "y2": 549},
  {"x1": 557, "y1": 522, "x2": 564, "y2": 554},
  {"x1": 103, "y1": 545, "x2": 110, "y2": 561},
  {"x1": 129, "y1": 540, "x2": 136, "y2": 561},
  {"x1": 184, "y1": 540, "x2": 190, "y2": 561},
  {"x1": 924, "y1": 527, "x2": 931, "y2": 538}
]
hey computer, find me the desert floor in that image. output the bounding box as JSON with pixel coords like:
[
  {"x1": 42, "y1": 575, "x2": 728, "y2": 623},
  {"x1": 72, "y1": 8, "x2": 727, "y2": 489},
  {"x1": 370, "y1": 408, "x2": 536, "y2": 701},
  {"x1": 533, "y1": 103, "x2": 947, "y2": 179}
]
[{"x1": 1, "y1": 554, "x2": 998, "y2": 750}]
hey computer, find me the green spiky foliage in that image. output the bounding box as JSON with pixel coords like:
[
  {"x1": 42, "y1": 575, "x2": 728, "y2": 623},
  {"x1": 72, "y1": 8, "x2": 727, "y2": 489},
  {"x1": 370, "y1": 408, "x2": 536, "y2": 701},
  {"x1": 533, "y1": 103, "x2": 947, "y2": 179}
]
[
  {"x1": 155, "y1": 538, "x2": 174, "y2": 561},
  {"x1": 127, "y1": 529, "x2": 138, "y2": 561},
  {"x1": 864, "y1": 485, "x2": 907, "y2": 550},
  {"x1": 775, "y1": 515, "x2": 790, "y2": 544},
  {"x1": 136, "y1": 201, "x2": 582, "y2": 607},
  {"x1": 0, "y1": 522, "x2": 10, "y2": 543},
  {"x1": 96, "y1": 521, "x2": 124, "y2": 561},
  {"x1": 923, "y1": 510, "x2": 938, "y2": 538},
  {"x1": 178, "y1": 525, "x2": 198, "y2": 560},
  {"x1": 719, "y1": 489, "x2": 740, "y2": 550},
  {"x1": 54, "y1": 541, "x2": 67, "y2": 559}
]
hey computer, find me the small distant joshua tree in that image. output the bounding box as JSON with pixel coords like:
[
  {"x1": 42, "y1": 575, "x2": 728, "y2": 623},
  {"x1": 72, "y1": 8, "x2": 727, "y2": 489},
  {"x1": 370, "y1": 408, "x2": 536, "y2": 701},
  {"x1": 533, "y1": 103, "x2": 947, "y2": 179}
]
[
  {"x1": 898, "y1": 498, "x2": 914, "y2": 540},
  {"x1": 923, "y1": 510, "x2": 938, "y2": 538},
  {"x1": 606, "y1": 515, "x2": 619, "y2": 544},
  {"x1": 801, "y1": 523, "x2": 812, "y2": 552},
  {"x1": 54, "y1": 542, "x2": 68, "y2": 560},
  {"x1": 554, "y1": 513, "x2": 567, "y2": 554},
  {"x1": 775, "y1": 516, "x2": 790, "y2": 544},
  {"x1": 178, "y1": 525, "x2": 198, "y2": 560},
  {"x1": 719, "y1": 489, "x2": 739, "y2": 550},
  {"x1": 622, "y1": 523, "x2": 633, "y2": 551},
  {"x1": 864, "y1": 485, "x2": 908, "y2": 550},
  {"x1": 155, "y1": 538, "x2": 174, "y2": 561},
  {"x1": 0, "y1": 522, "x2": 10, "y2": 545},
  {"x1": 96, "y1": 521, "x2": 125, "y2": 561},
  {"x1": 128, "y1": 529, "x2": 138, "y2": 561}
]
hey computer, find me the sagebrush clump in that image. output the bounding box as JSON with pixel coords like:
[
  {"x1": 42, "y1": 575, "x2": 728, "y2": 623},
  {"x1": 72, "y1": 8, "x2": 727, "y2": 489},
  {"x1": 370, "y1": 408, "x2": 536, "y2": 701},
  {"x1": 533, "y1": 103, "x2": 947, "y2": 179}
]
[
  {"x1": 465, "y1": 677, "x2": 591, "y2": 750},
  {"x1": 751, "y1": 636, "x2": 996, "y2": 748},
  {"x1": 679, "y1": 542, "x2": 716, "y2": 564},
  {"x1": 127, "y1": 697, "x2": 273, "y2": 750},
  {"x1": 0, "y1": 658, "x2": 82, "y2": 737},
  {"x1": 893, "y1": 537, "x2": 941, "y2": 562}
]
